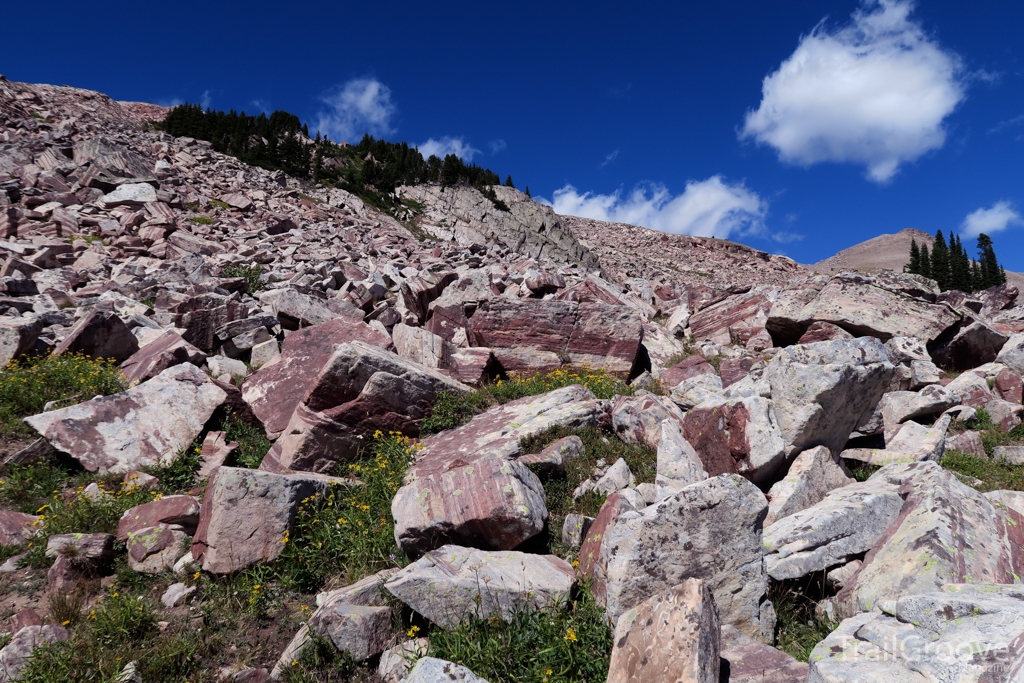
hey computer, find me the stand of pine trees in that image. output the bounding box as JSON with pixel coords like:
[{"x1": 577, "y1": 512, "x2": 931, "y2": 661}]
[
  {"x1": 906, "y1": 230, "x2": 1007, "y2": 292},
  {"x1": 157, "y1": 104, "x2": 509, "y2": 214}
]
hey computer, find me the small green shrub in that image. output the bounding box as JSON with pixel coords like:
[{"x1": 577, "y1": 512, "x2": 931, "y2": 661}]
[
  {"x1": 269, "y1": 433, "x2": 413, "y2": 592},
  {"x1": 428, "y1": 590, "x2": 613, "y2": 683},
  {"x1": 940, "y1": 449, "x2": 1024, "y2": 492},
  {"x1": 0, "y1": 353, "x2": 125, "y2": 441},
  {"x1": 189, "y1": 215, "x2": 213, "y2": 225},
  {"x1": 221, "y1": 263, "x2": 266, "y2": 294},
  {"x1": 209, "y1": 199, "x2": 231, "y2": 210},
  {"x1": 146, "y1": 444, "x2": 202, "y2": 493},
  {"x1": 422, "y1": 368, "x2": 633, "y2": 435}
]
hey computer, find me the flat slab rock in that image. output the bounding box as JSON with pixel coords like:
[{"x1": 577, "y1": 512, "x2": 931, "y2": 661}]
[
  {"x1": 808, "y1": 584, "x2": 1024, "y2": 682},
  {"x1": 405, "y1": 657, "x2": 490, "y2": 683},
  {"x1": 24, "y1": 363, "x2": 226, "y2": 474},
  {"x1": 466, "y1": 298, "x2": 643, "y2": 374},
  {"x1": 383, "y1": 545, "x2": 574, "y2": 630}
]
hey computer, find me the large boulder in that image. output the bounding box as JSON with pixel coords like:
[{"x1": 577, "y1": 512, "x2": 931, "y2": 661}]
[
  {"x1": 0, "y1": 624, "x2": 69, "y2": 682},
  {"x1": 879, "y1": 384, "x2": 960, "y2": 442},
  {"x1": 767, "y1": 272, "x2": 959, "y2": 344},
  {"x1": 761, "y1": 337, "x2": 894, "y2": 457},
  {"x1": 405, "y1": 658, "x2": 490, "y2": 683},
  {"x1": 681, "y1": 396, "x2": 786, "y2": 486},
  {"x1": 466, "y1": 298, "x2": 643, "y2": 374},
  {"x1": 764, "y1": 446, "x2": 854, "y2": 527},
  {"x1": 270, "y1": 341, "x2": 469, "y2": 471},
  {"x1": 392, "y1": 386, "x2": 606, "y2": 556},
  {"x1": 607, "y1": 579, "x2": 720, "y2": 683},
  {"x1": 763, "y1": 465, "x2": 908, "y2": 581},
  {"x1": 191, "y1": 466, "x2": 345, "y2": 574},
  {"x1": 837, "y1": 460, "x2": 1024, "y2": 616},
  {"x1": 930, "y1": 319, "x2": 1010, "y2": 371},
  {"x1": 655, "y1": 419, "x2": 708, "y2": 498},
  {"x1": 590, "y1": 474, "x2": 775, "y2": 641},
  {"x1": 0, "y1": 511, "x2": 39, "y2": 546},
  {"x1": 53, "y1": 310, "x2": 139, "y2": 362},
  {"x1": 24, "y1": 363, "x2": 226, "y2": 474},
  {"x1": 383, "y1": 545, "x2": 574, "y2": 629},
  {"x1": 242, "y1": 317, "x2": 392, "y2": 439},
  {"x1": 808, "y1": 584, "x2": 1024, "y2": 682},
  {"x1": 995, "y1": 332, "x2": 1024, "y2": 374},
  {"x1": 258, "y1": 287, "x2": 360, "y2": 329},
  {"x1": 689, "y1": 287, "x2": 776, "y2": 345}
]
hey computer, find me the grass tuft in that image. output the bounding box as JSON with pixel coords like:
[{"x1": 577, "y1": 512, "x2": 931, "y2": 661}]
[
  {"x1": 221, "y1": 263, "x2": 266, "y2": 294},
  {"x1": 770, "y1": 575, "x2": 839, "y2": 662},
  {"x1": 427, "y1": 589, "x2": 612, "y2": 683},
  {"x1": 940, "y1": 449, "x2": 1024, "y2": 492}
]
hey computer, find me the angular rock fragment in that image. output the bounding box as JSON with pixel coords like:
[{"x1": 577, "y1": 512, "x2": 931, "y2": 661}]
[
  {"x1": 383, "y1": 545, "x2": 574, "y2": 629},
  {"x1": 53, "y1": 310, "x2": 139, "y2": 362},
  {"x1": 720, "y1": 625, "x2": 808, "y2": 683},
  {"x1": 681, "y1": 396, "x2": 786, "y2": 486},
  {"x1": 764, "y1": 446, "x2": 854, "y2": 527},
  {"x1": 607, "y1": 579, "x2": 720, "y2": 683},
  {"x1": 25, "y1": 363, "x2": 226, "y2": 473}
]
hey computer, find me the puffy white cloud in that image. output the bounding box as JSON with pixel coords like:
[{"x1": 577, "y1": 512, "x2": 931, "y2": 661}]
[
  {"x1": 316, "y1": 78, "x2": 396, "y2": 143},
  {"x1": 961, "y1": 201, "x2": 1023, "y2": 238},
  {"x1": 546, "y1": 176, "x2": 768, "y2": 240},
  {"x1": 417, "y1": 136, "x2": 480, "y2": 162},
  {"x1": 741, "y1": 0, "x2": 964, "y2": 182}
]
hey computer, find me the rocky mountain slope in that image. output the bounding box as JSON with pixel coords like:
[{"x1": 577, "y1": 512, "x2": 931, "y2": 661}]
[{"x1": 1, "y1": 76, "x2": 1024, "y2": 682}]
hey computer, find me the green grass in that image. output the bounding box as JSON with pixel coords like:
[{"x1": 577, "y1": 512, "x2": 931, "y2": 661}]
[
  {"x1": 0, "y1": 354, "x2": 125, "y2": 443},
  {"x1": 220, "y1": 415, "x2": 273, "y2": 469},
  {"x1": 267, "y1": 433, "x2": 413, "y2": 593},
  {"x1": 940, "y1": 449, "x2": 1024, "y2": 492},
  {"x1": 422, "y1": 368, "x2": 633, "y2": 435},
  {"x1": 18, "y1": 590, "x2": 203, "y2": 683},
  {"x1": 209, "y1": 199, "x2": 231, "y2": 210},
  {"x1": 189, "y1": 215, "x2": 213, "y2": 225},
  {"x1": 221, "y1": 263, "x2": 266, "y2": 294},
  {"x1": 845, "y1": 460, "x2": 880, "y2": 483},
  {"x1": 770, "y1": 576, "x2": 839, "y2": 662},
  {"x1": 146, "y1": 443, "x2": 203, "y2": 494},
  {"x1": 281, "y1": 632, "x2": 362, "y2": 683},
  {"x1": 427, "y1": 589, "x2": 612, "y2": 683}
]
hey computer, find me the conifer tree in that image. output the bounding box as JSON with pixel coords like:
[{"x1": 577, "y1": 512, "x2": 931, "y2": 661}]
[
  {"x1": 504, "y1": 175, "x2": 515, "y2": 188},
  {"x1": 908, "y1": 238, "x2": 921, "y2": 274},
  {"x1": 524, "y1": 186, "x2": 531, "y2": 198},
  {"x1": 919, "y1": 243, "x2": 931, "y2": 280},
  {"x1": 977, "y1": 234, "x2": 1006, "y2": 288},
  {"x1": 931, "y1": 230, "x2": 951, "y2": 291}
]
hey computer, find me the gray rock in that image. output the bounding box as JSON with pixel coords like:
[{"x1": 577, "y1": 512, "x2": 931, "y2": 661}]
[
  {"x1": 838, "y1": 461, "x2": 1024, "y2": 616},
  {"x1": 99, "y1": 182, "x2": 156, "y2": 206},
  {"x1": 592, "y1": 474, "x2": 774, "y2": 640},
  {"x1": 681, "y1": 395, "x2": 786, "y2": 486},
  {"x1": 160, "y1": 582, "x2": 196, "y2": 608},
  {"x1": 393, "y1": 323, "x2": 451, "y2": 370},
  {"x1": 594, "y1": 457, "x2": 635, "y2": 495},
  {"x1": 763, "y1": 465, "x2": 909, "y2": 580},
  {"x1": 808, "y1": 584, "x2": 1024, "y2": 682},
  {"x1": 764, "y1": 445, "x2": 855, "y2": 527},
  {"x1": 879, "y1": 384, "x2": 960, "y2": 442},
  {"x1": 993, "y1": 445, "x2": 1024, "y2": 464},
  {"x1": 611, "y1": 394, "x2": 687, "y2": 449},
  {"x1": 53, "y1": 310, "x2": 139, "y2": 363},
  {"x1": 309, "y1": 603, "x2": 392, "y2": 661},
  {"x1": 377, "y1": 638, "x2": 428, "y2": 683},
  {"x1": 762, "y1": 337, "x2": 895, "y2": 457},
  {"x1": 0, "y1": 624, "x2": 69, "y2": 682},
  {"x1": 607, "y1": 578, "x2": 720, "y2": 683},
  {"x1": 404, "y1": 657, "x2": 490, "y2": 683},
  {"x1": 655, "y1": 418, "x2": 707, "y2": 499},
  {"x1": 995, "y1": 331, "x2": 1024, "y2": 374},
  {"x1": 0, "y1": 317, "x2": 41, "y2": 365},
  {"x1": 249, "y1": 339, "x2": 280, "y2": 369},
  {"x1": 561, "y1": 513, "x2": 593, "y2": 549},
  {"x1": 985, "y1": 489, "x2": 1024, "y2": 518},
  {"x1": 25, "y1": 363, "x2": 226, "y2": 474},
  {"x1": 192, "y1": 466, "x2": 346, "y2": 574},
  {"x1": 842, "y1": 415, "x2": 950, "y2": 466},
  {"x1": 720, "y1": 624, "x2": 808, "y2": 683},
  {"x1": 383, "y1": 545, "x2": 574, "y2": 629},
  {"x1": 207, "y1": 354, "x2": 247, "y2": 379}
]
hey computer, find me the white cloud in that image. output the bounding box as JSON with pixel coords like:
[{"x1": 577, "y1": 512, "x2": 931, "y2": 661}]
[
  {"x1": 199, "y1": 90, "x2": 212, "y2": 110},
  {"x1": 599, "y1": 150, "x2": 620, "y2": 168},
  {"x1": 316, "y1": 78, "x2": 396, "y2": 143},
  {"x1": 417, "y1": 136, "x2": 480, "y2": 162},
  {"x1": 488, "y1": 139, "x2": 507, "y2": 154},
  {"x1": 545, "y1": 176, "x2": 768, "y2": 240},
  {"x1": 961, "y1": 201, "x2": 1024, "y2": 238},
  {"x1": 741, "y1": 0, "x2": 965, "y2": 182}
]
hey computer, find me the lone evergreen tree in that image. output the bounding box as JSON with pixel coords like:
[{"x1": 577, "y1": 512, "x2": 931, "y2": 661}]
[
  {"x1": 524, "y1": 186, "x2": 531, "y2": 198},
  {"x1": 976, "y1": 234, "x2": 1006, "y2": 288},
  {"x1": 504, "y1": 175, "x2": 515, "y2": 188}
]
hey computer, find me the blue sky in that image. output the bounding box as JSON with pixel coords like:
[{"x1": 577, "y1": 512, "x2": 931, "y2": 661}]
[{"x1": 4, "y1": 0, "x2": 1023, "y2": 268}]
